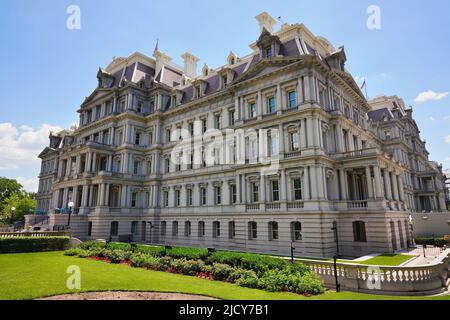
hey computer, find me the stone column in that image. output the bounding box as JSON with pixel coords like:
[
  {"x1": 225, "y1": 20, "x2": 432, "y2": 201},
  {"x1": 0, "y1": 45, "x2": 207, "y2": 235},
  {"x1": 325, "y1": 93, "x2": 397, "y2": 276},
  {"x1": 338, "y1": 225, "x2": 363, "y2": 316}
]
[
  {"x1": 306, "y1": 117, "x2": 314, "y2": 148},
  {"x1": 339, "y1": 169, "x2": 348, "y2": 200},
  {"x1": 303, "y1": 167, "x2": 310, "y2": 200},
  {"x1": 398, "y1": 175, "x2": 405, "y2": 202},
  {"x1": 310, "y1": 167, "x2": 318, "y2": 200},
  {"x1": 300, "y1": 119, "x2": 307, "y2": 149},
  {"x1": 276, "y1": 84, "x2": 283, "y2": 114},
  {"x1": 373, "y1": 165, "x2": 383, "y2": 198},
  {"x1": 280, "y1": 169, "x2": 287, "y2": 202},
  {"x1": 91, "y1": 153, "x2": 97, "y2": 173},
  {"x1": 304, "y1": 74, "x2": 311, "y2": 102},
  {"x1": 392, "y1": 173, "x2": 399, "y2": 201},
  {"x1": 223, "y1": 181, "x2": 230, "y2": 206},
  {"x1": 384, "y1": 169, "x2": 393, "y2": 200},
  {"x1": 104, "y1": 184, "x2": 110, "y2": 206},
  {"x1": 365, "y1": 166, "x2": 374, "y2": 199},
  {"x1": 235, "y1": 175, "x2": 241, "y2": 204},
  {"x1": 257, "y1": 90, "x2": 262, "y2": 119},
  {"x1": 278, "y1": 124, "x2": 285, "y2": 155}
]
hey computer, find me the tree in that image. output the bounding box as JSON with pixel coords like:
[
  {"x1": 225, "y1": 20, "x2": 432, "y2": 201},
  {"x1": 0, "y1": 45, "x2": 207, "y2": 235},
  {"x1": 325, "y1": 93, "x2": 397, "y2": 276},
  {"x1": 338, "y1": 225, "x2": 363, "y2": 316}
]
[
  {"x1": 1, "y1": 193, "x2": 36, "y2": 223},
  {"x1": 0, "y1": 177, "x2": 24, "y2": 212}
]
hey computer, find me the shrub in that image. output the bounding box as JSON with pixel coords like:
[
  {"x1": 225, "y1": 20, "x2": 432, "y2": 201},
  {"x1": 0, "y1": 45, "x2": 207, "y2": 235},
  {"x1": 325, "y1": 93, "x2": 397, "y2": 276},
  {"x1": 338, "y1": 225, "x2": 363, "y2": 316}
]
[
  {"x1": 167, "y1": 247, "x2": 209, "y2": 260},
  {"x1": 0, "y1": 237, "x2": 70, "y2": 253},
  {"x1": 130, "y1": 253, "x2": 161, "y2": 269},
  {"x1": 78, "y1": 241, "x2": 106, "y2": 250},
  {"x1": 64, "y1": 248, "x2": 79, "y2": 256},
  {"x1": 235, "y1": 270, "x2": 259, "y2": 289},
  {"x1": 211, "y1": 263, "x2": 235, "y2": 281},
  {"x1": 135, "y1": 245, "x2": 166, "y2": 257},
  {"x1": 415, "y1": 237, "x2": 447, "y2": 248},
  {"x1": 227, "y1": 268, "x2": 255, "y2": 283}
]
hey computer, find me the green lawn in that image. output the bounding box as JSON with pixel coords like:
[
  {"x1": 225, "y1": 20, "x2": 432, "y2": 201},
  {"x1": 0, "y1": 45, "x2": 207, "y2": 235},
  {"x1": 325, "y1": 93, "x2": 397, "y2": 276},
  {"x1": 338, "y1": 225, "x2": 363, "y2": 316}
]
[
  {"x1": 357, "y1": 254, "x2": 414, "y2": 266},
  {"x1": 0, "y1": 252, "x2": 448, "y2": 300}
]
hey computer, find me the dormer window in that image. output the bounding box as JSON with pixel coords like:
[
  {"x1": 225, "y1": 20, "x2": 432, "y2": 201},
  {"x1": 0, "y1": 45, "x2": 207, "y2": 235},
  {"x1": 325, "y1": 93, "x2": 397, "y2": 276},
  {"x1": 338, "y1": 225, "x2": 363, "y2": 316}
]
[
  {"x1": 195, "y1": 86, "x2": 201, "y2": 98},
  {"x1": 171, "y1": 95, "x2": 177, "y2": 107},
  {"x1": 222, "y1": 75, "x2": 228, "y2": 89},
  {"x1": 136, "y1": 101, "x2": 143, "y2": 113},
  {"x1": 265, "y1": 46, "x2": 273, "y2": 59}
]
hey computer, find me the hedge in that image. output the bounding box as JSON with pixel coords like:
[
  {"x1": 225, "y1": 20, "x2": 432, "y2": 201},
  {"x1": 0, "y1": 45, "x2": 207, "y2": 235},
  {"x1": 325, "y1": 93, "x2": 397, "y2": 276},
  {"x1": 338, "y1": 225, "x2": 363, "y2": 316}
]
[
  {"x1": 414, "y1": 237, "x2": 447, "y2": 248},
  {"x1": 0, "y1": 237, "x2": 70, "y2": 253}
]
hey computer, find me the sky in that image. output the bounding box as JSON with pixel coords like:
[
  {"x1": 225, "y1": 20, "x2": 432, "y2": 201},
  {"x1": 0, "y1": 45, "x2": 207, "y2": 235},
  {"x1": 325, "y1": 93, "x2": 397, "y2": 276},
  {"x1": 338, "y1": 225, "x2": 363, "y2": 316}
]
[{"x1": 0, "y1": 0, "x2": 449, "y2": 191}]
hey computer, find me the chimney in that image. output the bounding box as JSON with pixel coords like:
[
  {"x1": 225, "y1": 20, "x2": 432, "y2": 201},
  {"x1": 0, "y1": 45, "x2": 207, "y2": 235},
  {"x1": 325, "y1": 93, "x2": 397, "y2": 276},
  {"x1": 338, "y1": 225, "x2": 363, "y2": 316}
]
[
  {"x1": 154, "y1": 51, "x2": 172, "y2": 80},
  {"x1": 255, "y1": 12, "x2": 277, "y2": 33},
  {"x1": 181, "y1": 52, "x2": 200, "y2": 78}
]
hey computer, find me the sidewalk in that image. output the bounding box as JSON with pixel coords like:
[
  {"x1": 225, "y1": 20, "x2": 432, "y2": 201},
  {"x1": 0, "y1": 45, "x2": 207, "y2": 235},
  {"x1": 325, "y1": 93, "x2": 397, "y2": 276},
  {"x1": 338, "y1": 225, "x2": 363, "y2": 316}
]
[{"x1": 399, "y1": 246, "x2": 449, "y2": 266}]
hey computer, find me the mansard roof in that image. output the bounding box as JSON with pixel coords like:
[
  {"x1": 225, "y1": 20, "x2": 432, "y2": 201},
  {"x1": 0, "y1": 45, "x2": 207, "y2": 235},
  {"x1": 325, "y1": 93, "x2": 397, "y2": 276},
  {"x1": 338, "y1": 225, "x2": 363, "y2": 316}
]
[{"x1": 367, "y1": 108, "x2": 394, "y2": 122}]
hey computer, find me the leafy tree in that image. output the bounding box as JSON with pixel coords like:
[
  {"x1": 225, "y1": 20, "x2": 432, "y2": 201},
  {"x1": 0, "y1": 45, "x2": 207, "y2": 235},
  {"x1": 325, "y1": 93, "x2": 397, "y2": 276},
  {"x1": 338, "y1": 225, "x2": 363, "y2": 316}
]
[
  {"x1": 0, "y1": 177, "x2": 23, "y2": 202},
  {"x1": 1, "y1": 193, "x2": 36, "y2": 223}
]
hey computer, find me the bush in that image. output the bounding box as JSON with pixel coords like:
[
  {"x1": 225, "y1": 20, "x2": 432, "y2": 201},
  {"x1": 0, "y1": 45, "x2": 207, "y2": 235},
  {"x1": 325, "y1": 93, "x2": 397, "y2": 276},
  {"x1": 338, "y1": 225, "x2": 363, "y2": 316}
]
[
  {"x1": 415, "y1": 237, "x2": 447, "y2": 248},
  {"x1": 211, "y1": 263, "x2": 235, "y2": 281},
  {"x1": 227, "y1": 268, "x2": 255, "y2": 283},
  {"x1": 235, "y1": 270, "x2": 259, "y2": 288},
  {"x1": 167, "y1": 247, "x2": 209, "y2": 260},
  {"x1": 0, "y1": 237, "x2": 70, "y2": 253},
  {"x1": 130, "y1": 253, "x2": 161, "y2": 269},
  {"x1": 135, "y1": 245, "x2": 166, "y2": 257}
]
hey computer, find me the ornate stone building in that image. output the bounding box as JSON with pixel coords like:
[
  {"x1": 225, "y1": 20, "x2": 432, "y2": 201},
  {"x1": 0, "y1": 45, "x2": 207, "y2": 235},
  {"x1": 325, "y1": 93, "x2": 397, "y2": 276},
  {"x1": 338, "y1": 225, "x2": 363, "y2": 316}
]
[
  {"x1": 368, "y1": 96, "x2": 448, "y2": 213},
  {"x1": 35, "y1": 12, "x2": 416, "y2": 258}
]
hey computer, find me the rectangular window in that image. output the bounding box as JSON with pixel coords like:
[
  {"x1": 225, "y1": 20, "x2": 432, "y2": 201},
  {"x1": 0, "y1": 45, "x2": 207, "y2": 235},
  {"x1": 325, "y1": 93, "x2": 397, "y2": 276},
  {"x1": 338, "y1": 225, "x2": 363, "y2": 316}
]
[
  {"x1": 161, "y1": 221, "x2": 166, "y2": 236},
  {"x1": 214, "y1": 114, "x2": 221, "y2": 129},
  {"x1": 213, "y1": 221, "x2": 220, "y2": 238},
  {"x1": 252, "y1": 183, "x2": 259, "y2": 203},
  {"x1": 172, "y1": 221, "x2": 178, "y2": 237},
  {"x1": 353, "y1": 221, "x2": 367, "y2": 242},
  {"x1": 200, "y1": 187, "x2": 207, "y2": 206},
  {"x1": 222, "y1": 75, "x2": 228, "y2": 88},
  {"x1": 202, "y1": 118, "x2": 207, "y2": 133},
  {"x1": 228, "y1": 221, "x2": 236, "y2": 239},
  {"x1": 184, "y1": 221, "x2": 191, "y2": 237},
  {"x1": 165, "y1": 159, "x2": 170, "y2": 173},
  {"x1": 215, "y1": 186, "x2": 222, "y2": 205},
  {"x1": 288, "y1": 91, "x2": 297, "y2": 109},
  {"x1": 249, "y1": 103, "x2": 257, "y2": 118},
  {"x1": 248, "y1": 221, "x2": 257, "y2": 239},
  {"x1": 166, "y1": 129, "x2": 171, "y2": 143},
  {"x1": 189, "y1": 122, "x2": 194, "y2": 137},
  {"x1": 198, "y1": 221, "x2": 205, "y2": 238},
  {"x1": 175, "y1": 190, "x2": 180, "y2": 207},
  {"x1": 231, "y1": 184, "x2": 237, "y2": 204},
  {"x1": 269, "y1": 222, "x2": 278, "y2": 241},
  {"x1": 131, "y1": 221, "x2": 138, "y2": 235},
  {"x1": 291, "y1": 222, "x2": 302, "y2": 241},
  {"x1": 290, "y1": 132, "x2": 300, "y2": 151},
  {"x1": 229, "y1": 110, "x2": 235, "y2": 126},
  {"x1": 131, "y1": 192, "x2": 138, "y2": 208},
  {"x1": 268, "y1": 96, "x2": 276, "y2": 113},
  {"x1": 163, "y1": 191, "x2": 169, "y2": 207},
  {"x1": 110, "y1": 221, "x2": 119, "y2": 237},
  {"x1": 271, "y1": 180, "x2": 280, "y2": 202},
  {"x1": 135, "y1": 132, "x2": 141, "y2": 145},
  {"x1": 265, "y1": 47, "x2": 273, "y2": 58},
  {"x1": 187, "y1": 189, "x2": 193, "y2": 206},
  {"x1": 133, "y1": 161, "x2": 139, "y2": 175},
  {"x1": 293, "y1": 178, "x2": 302, "y2": 201}
]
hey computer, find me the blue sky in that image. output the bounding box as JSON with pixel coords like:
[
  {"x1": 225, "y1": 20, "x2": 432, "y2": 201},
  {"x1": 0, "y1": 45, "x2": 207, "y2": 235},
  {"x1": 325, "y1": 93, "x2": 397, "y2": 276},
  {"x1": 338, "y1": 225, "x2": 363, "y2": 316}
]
[{"x1": 0, "y1": 0, "x2": 449, "y2": 191}]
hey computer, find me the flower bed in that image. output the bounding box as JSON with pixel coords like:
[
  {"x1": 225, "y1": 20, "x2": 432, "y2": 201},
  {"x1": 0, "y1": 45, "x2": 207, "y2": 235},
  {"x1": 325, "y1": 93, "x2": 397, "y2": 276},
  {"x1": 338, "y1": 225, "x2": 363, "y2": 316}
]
[{"x1": 65, "y1": 241, "x2": 325, "y2": 296}]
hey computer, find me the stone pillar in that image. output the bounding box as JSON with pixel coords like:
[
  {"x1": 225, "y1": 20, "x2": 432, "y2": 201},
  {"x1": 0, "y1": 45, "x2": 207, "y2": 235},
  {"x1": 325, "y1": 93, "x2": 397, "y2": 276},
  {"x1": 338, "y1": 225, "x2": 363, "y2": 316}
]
[
  {"x1": 104, "y1": 184, "x2": 110, "y2": 206},
  {"x1": 257, "y1": 90, "x2": 262, "y2": 119},
  {"x1": 373, "y1": 166, "x2": 383, "y2": 198},
  {"x1": 398, "y1": 174, "x2": 405, "y2": 202},
  {"x1": 235, "y1": 175, "x2": 241, "y2": 204},
  {"x1": 392, "y1": 173, "x2": 399, "y2": 201},
  {"x1": 91, "y1": 153, "x2": 97, "y2": 173},
  {"x1": 121, "y1": 185, "x2": 128, "y2": 207},
  {"x1": 384, "y1": 169, "x2": 393, "y2": 200},
  {"x1": 276, "y1": 84, "x2": 283, "y2": 114},
  {"x1": 223, "y1": 181, "x2": 230, "y2": 205},
  {"x1": 300, "y1": 119, "x2": 307, "y2": 149},
  {"x1": 310, "y1": 167, "x2": 318, "y2": 200},
  {"x1": 304, "y1": 74, "x2": 311, "y2": 102},
  {"x1": 306, "y1": 117, "x2": 314, "y2": 148},
  {"x1": 280, "y1": 169, "x2": 287, "y2": 202},
  {"x1": 365, "y1": 166, "x2": 374, "y2": 199},
  {"x1": 303, "y1": 167, "x2": 310, "y2": 200},
  {"x1": 339, "y1": 169, "x2": 348, "y2": 200},
  {"x1": 278, "y1": 124, "x2": 285, "y2": 155}
]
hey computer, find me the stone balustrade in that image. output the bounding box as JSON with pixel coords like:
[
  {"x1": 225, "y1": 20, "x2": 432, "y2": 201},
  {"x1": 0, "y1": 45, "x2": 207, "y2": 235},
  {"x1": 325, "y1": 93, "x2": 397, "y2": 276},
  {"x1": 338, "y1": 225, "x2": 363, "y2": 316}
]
[{"x1": 298, "y1": 250, "x2": 450, "y2": 295}]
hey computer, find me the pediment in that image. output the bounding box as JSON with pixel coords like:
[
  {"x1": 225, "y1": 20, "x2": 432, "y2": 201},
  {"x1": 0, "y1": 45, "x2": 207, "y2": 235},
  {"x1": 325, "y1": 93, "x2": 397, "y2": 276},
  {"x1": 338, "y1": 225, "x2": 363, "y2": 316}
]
[
  {"x1": 81, "y1": 88, "x2": 112, "y2": 107},
  {"x1": 234, "y1": 58, "x2": 300, "y2": 83}
]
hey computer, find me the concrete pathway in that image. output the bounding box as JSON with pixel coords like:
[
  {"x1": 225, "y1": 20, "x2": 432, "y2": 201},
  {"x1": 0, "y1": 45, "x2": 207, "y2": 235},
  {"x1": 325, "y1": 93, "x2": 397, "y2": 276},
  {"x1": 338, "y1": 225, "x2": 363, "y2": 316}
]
[{"x1": 400, "y1": 246, "x2": 449, "y2": 266}]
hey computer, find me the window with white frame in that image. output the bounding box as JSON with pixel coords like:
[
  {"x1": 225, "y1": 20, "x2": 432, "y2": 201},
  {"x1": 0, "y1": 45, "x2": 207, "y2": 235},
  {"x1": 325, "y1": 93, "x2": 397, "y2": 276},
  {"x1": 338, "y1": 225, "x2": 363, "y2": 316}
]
[
  {"x1": 251, "y1": 182, "x2": 259, "y2": 203},
  {"x1": 267, "y1": 96, "x2": 276, "y2": 113},
  {"x1": 288, "y1": 90, "x2": 297, "y2": 109},
  {"x1": 215, "y1": 186, "x2": 222, "y2": 205},
  {"x1": 214, "y1": 114, "x2": 221, "y2": 129},
  {"x1": 291, "y1": 222, "x2": 302, "y2": 241},
  {"x1": 289, "y1": 130, "x2": 300, "y2": 151},
  {"x1": 271, "y1": 180, "x2": 280, "y2": 202},
  {"x1": 293, "y1": 178, "x2": 302, "y2": 201},
  {"x1": 163, "y1": 190, "x2": 169, "y2": 207},
  {"x1": 248, "y1": 221, "x2": 257, "y2": 239},
  {"x1": 213, "y1": 221, "x2": 220, "y2": 238},
  {"x1": 131, "y1": 191, "x2": 138, "y2": 208},
  {"x1": 198, "y1": 221, "x2": 205, "y2": 237},
  {"x1": 174, "y1": 189, "x2": 180, "y2": 207},
  {"x1": 230, "y1": 184, "x2": 237, "y2": 204},
  {"x1": 249, "y1": 102, "x2": 257, "y2": 118},
  {"x1": 200, "y1": 187, "x2": 207, "y2": 206},
  {"x1": 187, "y1": 188, "x2": 193, "y2": 206},
  {"x1": 268, "y1": 221, "x2": 278, "y2": 241}
]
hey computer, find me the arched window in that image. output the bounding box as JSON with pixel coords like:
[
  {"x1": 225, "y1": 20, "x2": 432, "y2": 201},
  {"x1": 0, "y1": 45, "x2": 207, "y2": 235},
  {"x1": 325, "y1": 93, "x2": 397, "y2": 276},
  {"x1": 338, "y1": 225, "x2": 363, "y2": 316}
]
[
  {"x1": 352, "y1": 221, "x2": 367, "y2": 242},
  {"x1": 291, "y1": 222, "x2": 302, "y2": 241},
  {"x1": 268, "y1": 221, "x2": 278, "y2": 241}
]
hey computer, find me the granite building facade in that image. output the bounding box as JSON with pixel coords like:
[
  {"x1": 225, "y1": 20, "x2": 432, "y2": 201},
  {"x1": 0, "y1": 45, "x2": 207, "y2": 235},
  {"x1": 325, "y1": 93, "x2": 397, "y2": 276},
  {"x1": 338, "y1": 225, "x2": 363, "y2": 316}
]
[{"x1": 34, "y1": 12, "x2": 429, "y2": 258}]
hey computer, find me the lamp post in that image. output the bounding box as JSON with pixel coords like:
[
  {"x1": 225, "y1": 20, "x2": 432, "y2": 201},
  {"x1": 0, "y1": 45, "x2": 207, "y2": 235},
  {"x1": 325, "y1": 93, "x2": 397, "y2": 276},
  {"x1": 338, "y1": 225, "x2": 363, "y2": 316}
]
[
  {"x1": 11, "y1": 207, "x2": 16, "y2": 230},
  {"x1": 331, "y1": 224, "x2": 340, "y2": 258},
  {"x1": 67, "y1": 201, "x2": 74, "y2": 228}
]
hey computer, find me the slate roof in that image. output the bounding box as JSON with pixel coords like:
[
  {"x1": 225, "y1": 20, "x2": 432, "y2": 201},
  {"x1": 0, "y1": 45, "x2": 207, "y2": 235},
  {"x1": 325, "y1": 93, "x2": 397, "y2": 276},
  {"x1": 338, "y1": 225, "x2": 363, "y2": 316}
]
[{"x1": 367, "y1": 108, "x2": 394, "y2": 122}]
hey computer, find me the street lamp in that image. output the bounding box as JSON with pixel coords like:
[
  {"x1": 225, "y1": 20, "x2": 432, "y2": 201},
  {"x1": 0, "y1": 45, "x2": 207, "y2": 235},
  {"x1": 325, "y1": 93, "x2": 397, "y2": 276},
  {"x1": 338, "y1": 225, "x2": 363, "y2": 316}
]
[
  {"x1": 331, "y1": 223, "x2": 341, "y2": 293},
  {"x1": 67, "y1": 201, "x2": 74, "y2": 228},
  {"x1": 10, "y1": 207, "x2": 16, "y2": 229},
  {"x1": 331, "y1": 223, "x2": 340, "y2": 258}
]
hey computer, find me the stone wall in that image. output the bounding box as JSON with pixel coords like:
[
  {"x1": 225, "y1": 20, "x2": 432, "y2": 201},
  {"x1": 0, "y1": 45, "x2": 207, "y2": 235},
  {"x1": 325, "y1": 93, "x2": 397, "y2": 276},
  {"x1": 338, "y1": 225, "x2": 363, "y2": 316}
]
[{"x1": 411, "y1": 212, "x2": 450, "y2": 237}]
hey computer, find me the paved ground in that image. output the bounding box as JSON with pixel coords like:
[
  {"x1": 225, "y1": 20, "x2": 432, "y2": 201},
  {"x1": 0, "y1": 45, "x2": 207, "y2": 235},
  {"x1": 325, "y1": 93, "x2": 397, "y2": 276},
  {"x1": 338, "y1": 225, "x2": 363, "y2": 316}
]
[
  {"x1": 37, "y1": 291, "x2": 218, "y2": 300},
  {"x1": 399, "y1": 246, "x2": 449, "y2": 266}
]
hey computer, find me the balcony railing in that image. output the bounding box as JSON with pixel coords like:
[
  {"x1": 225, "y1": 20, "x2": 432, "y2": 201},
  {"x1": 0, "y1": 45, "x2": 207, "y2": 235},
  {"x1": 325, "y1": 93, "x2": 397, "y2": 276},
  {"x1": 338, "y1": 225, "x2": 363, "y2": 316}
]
[
  {"x1": 246, "y1": 204, "x2": 260, "y2": 211},
  {"x1": 284, "y1": 151, "x2": 302, "y2": 159},
  {"x1": 347, "y1": 200, "x2": 368, "y2": 209},
  {"x1": 287, "y1": 201, "x2": 305, "y2": 209},
  {"x1": 331, "y1": 148, "x2": 379, "y2": 161}
]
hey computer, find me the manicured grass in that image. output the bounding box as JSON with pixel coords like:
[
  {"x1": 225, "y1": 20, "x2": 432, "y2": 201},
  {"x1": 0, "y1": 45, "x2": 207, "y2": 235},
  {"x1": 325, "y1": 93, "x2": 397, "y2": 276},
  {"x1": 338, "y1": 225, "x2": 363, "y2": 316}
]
[
  {"x1": 357, "y1": 254, "x2": 414, "y2": 266},
  {"x1": 0, "y1": 252, "x2": 448, "y2": 300}
]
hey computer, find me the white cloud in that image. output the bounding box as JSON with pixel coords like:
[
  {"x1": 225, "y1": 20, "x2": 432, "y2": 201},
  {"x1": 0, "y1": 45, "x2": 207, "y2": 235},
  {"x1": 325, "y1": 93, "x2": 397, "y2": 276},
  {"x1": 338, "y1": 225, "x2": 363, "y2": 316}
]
[
  {"x1": 414, "y1": 90, "x2": 449, "y2": 103},
  {"x1": 16, "y1": 177, "x2": 40, "y2": 192},
  {"x1": 0, "y1": 123, "x2": 63, "y2": 171},
  {"x1": 429, "y1": 116, "x2": 436, "y2": 121},
  {"x1": 446, "y1": 135, "x2": 450, "y2": 145}
]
